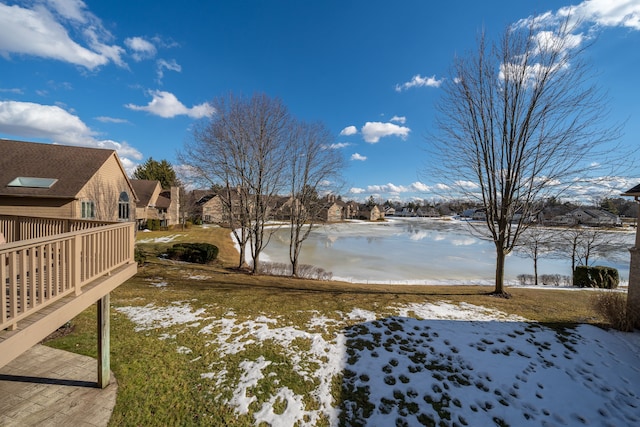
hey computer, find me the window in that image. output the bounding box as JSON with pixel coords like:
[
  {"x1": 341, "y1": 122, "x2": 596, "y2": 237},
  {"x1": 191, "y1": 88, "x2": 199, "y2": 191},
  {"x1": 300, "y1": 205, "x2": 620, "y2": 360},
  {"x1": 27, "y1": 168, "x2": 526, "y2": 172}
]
[
  {"x1": 81, "y1": 200, "x2": 95, "y2": 219},
  {"x1": 118, "y1": 192, "x2": 130, "y2": 220},
  {"x1": 8, "y1": 177, "x2": 58, "y2": 188}
]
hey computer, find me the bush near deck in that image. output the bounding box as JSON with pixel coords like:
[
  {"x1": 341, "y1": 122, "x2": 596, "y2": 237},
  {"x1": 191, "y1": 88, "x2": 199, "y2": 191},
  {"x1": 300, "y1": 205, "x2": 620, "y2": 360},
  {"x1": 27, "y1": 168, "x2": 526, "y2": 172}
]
[{"x1": 166, "y1": 242, "x2": 218, "y2": 264}]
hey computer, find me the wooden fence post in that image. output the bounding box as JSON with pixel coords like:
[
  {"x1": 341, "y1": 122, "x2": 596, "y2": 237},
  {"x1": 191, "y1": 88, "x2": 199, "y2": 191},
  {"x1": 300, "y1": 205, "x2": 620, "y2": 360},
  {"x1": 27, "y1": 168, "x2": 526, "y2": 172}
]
[{"x1": 97, "y1": 293, "x2": 110, "y2": 389}]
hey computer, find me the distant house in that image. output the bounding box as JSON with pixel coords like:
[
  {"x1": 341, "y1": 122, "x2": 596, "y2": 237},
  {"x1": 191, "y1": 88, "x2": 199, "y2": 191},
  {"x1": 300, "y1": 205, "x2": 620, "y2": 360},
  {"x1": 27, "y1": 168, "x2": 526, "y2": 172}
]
[
  {"x1": 319, "y1": 195, "x2": 343, "y2": 222},
  {"x1": 551, "y1": 208, "x2": 621, "y2": 227},
  {"x1": 197, "y1": 193, "x2": 227, "y2": 223},
  {"x1": 416, "y1": 207, "x2": 439, "y2": 217},
  {"x1": 131, "y1": 179, "x2": 180, "y2": 229},
  {"x1": 384, "y1": 206, "x2": 396, "y2": 216},
  {"x1": 343, "y1": 201, "x2": 360, "y2": 219},
  {"x1": 471, "y1": 209, "x2": 487, "y2": 221},
  {"x1": 396, "y1": 207, "x2": 415, "y2": 217},
  {"x1": 0, "y1": 139, "x2": 136, "y2": 221},
  {"x1": 360, "y1": 205, "x2": 384, "y2": 221}
]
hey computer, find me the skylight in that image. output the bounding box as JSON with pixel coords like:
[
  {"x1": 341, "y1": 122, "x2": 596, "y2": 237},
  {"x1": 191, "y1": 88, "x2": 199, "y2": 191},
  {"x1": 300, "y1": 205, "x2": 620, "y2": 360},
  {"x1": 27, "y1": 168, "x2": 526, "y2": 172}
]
[{"x1": 7, "y1": 177, "x2": 58, "y2": 189}]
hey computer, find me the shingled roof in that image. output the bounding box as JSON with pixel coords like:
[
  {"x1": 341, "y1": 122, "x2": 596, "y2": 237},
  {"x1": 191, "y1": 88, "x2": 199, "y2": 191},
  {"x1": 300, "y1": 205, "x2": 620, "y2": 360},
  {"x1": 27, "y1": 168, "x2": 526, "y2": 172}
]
[
  {"x1": 622, "y1": 184, "x2": 640, "y2": 197},
  {"x1": 130, "y1": 179, "x2": 160, "y2": 208},
  {"x1": 0, "y1": 139, "x2": 121, "y2": 199}
]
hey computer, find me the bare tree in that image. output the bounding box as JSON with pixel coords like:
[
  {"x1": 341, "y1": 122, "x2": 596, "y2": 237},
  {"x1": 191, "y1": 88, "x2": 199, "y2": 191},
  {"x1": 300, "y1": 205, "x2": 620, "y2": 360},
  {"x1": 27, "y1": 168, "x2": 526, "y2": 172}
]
[
  {"x1": 517, "y1": 225, "x2": 554, "y2": 286},
  {"x1": 181, "y1": 93, "x2": 291, "y2": 273},
  {"x1": 287, "y1": 121, "x2": 344, "y2": 277},
  {"x1": 430, "y1": 17, "x2": 621, "y2": 296},
  {"x1": 560, "y1": 225, "x2": 605, "y2": 274}
]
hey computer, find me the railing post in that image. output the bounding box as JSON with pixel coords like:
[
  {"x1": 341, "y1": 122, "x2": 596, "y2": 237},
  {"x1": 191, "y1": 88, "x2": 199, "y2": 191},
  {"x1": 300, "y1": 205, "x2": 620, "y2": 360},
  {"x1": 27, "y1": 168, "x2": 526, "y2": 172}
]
[
  {"x1": 73, "y1": 234, "x2": 82, "y2": 295},
  {"x1": 97, "y1": 293, "x2": 111, "y2": 388},
  {"x1": 129, "y1": 222, "x2": 135, "y2": 263}
]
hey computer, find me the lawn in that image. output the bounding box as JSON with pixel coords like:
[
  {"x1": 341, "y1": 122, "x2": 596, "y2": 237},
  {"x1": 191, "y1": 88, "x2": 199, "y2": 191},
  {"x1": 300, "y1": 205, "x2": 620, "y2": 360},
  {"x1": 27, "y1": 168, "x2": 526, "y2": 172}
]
[{"x1": 45, "y1": 226, "x2": 640, "y2": 426}]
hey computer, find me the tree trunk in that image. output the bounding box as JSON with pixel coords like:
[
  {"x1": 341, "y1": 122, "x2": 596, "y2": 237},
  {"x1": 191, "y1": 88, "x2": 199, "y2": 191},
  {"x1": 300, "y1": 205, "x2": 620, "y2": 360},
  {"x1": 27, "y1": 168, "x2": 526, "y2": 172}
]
[
  {"x1": 291, "y1": 256, "x2": 299, "y2": 278},
  {"x1": 493, "y1": 248, "x2": 509, "y2": 296},
  {"x1": 533, "y1": 246, "x2": 539, "y2": 286},
  {"x1": 237, "y1": 244, "x2": 246, "y2": 269}
]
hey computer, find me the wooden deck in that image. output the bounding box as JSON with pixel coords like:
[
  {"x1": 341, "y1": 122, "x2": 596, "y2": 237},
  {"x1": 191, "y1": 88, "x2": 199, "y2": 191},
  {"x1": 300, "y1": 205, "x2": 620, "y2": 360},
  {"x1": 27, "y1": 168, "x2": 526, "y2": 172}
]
[{"x1": 1, "y1": 216, "x2": 136, "y2": 372}]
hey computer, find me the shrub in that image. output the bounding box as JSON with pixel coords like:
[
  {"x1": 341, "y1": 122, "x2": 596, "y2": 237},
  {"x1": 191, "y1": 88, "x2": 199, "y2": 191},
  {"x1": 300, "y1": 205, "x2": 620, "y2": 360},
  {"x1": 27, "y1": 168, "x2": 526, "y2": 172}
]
[
  {"x1": 257, "y1": 262, "x2": 333, "y2": 280},
  {"x1": 517, "y1": 274, "x2": 535, "y2": 286},
  {"x1": 134, "y1": 246, "x2": 146, "y2": 265},
  {"x1": 147, "y1": 219, "x2": 162, "y2": 231},
  {"x1": 166, "y1": 243, "x2": 218, "y2": 264},
  {"x1": 573, "y1": 266, "x2": 619, "y2": 289},
  {"x1": 591, "y1": 291, "x2": 634, "y2": 331}
]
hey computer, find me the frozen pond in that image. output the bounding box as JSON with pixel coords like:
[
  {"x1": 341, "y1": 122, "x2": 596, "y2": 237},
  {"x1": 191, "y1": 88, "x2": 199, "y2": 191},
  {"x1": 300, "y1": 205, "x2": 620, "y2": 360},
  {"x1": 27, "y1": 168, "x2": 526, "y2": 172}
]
[{"x1": 259, "y1": 218, "x2": 634, "y2": 285}]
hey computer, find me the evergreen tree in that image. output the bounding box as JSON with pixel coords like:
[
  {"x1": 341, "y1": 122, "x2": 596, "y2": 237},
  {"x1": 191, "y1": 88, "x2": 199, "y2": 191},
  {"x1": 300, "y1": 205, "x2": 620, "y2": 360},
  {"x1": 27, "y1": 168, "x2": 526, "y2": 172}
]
[{"x1": 132, "y1": 158, "x2": 178, "y2": 189}]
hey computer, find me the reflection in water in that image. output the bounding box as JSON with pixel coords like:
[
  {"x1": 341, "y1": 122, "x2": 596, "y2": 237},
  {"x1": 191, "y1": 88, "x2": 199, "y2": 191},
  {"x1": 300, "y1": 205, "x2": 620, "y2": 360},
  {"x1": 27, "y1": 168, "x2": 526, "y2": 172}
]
[{"x1": 259, "y1": 218, "x2": 634, "y2": 285}]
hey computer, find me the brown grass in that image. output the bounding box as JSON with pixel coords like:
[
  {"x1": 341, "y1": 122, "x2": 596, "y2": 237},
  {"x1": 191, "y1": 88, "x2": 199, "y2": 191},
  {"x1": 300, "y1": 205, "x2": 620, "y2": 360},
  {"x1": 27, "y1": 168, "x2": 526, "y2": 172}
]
[{"x1": 135, "y1": 225, "x2": 605, "y2": 325}]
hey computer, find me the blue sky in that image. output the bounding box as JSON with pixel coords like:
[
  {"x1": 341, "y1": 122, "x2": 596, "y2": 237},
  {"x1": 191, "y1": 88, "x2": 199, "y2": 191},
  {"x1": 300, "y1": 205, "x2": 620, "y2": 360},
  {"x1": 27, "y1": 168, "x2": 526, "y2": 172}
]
[{"x1": 1, "y1": 0, "x2": 639, "y2": 203}]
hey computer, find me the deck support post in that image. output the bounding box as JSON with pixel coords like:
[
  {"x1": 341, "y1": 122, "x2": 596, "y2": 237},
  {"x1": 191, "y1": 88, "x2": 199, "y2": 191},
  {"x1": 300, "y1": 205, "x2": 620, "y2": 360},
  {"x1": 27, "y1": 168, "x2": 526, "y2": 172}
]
[{"x1": 97, "y1": 293, "x2": 110, "y2": 389}]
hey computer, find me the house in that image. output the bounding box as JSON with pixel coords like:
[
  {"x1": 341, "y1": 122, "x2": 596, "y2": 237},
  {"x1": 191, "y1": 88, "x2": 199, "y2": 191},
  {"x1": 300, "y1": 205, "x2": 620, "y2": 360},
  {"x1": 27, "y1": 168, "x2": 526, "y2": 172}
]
[
  {"x1": 131, "y1": 179, "x2": 180, "y2": 229},
  {"x1": 384, "y1": 206, "x2": 396, "y2": 216},
  {"x1": 416, "y1": 207, "x2": 440, "y2": 217},
  {"x1": 344, "y1": 201, "x2": 360, "y2": 219},
  {"x1": 0, "y1": 139, "x2": 137, "y2": 222},
  {"x1": 197, "y1": 193, "x2": 227, "y2": 223},
  {"x1": 471, "y1": 208, "x2": 487, "y2": 221},
  {"x1": 0, "y1": 139, "x2": 137, "y2": 389},
  {"x1": 320, "y1": 200, "x2": 343, "y2": 222},
  {"x1": 360, "y1": 205, "x2": 384, "y2": 221},
  {"x1": 551, "y1": 208, "x2": 621, "y2": 227}
]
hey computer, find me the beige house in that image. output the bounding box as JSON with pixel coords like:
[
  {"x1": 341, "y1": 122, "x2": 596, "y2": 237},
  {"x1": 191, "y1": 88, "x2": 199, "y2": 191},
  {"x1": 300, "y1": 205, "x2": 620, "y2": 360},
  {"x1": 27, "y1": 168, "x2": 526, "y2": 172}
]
[
  {"x1": 0, "y1": 139, "x2": 136, "y2": 222},
  {"x1": 0, "y1": 139, "x2": 137, "y2": 389},
  {"x1": 197, "y1": 193, "x2": 227, "y2": 223},
  {"x1": 360, "y1": 205, "x2": 384, "y2": 221},
  {"x1": 131, "y1": 179, "x2": 180, "y2": 229}
]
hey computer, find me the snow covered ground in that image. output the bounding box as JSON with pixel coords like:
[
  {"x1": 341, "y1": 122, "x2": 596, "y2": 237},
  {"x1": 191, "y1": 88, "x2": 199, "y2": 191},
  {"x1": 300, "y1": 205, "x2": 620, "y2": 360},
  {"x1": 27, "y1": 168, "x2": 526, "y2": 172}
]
[{"x1": 116, "y1": 293, "x2": 640, "y2": 426}]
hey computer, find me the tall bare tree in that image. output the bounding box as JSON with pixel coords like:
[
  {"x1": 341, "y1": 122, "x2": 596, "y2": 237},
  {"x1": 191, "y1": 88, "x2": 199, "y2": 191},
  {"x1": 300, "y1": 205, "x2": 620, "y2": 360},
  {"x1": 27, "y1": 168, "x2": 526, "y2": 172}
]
[
  {"x1": 430, "y1": 17, "x2": 621, "y2": 296},
  {"x1": 287, "y1": 121, "x2": 344, "y2": 277},
  {"x1": 181, "y1": 93, "x2": 291, "y2": 273}
]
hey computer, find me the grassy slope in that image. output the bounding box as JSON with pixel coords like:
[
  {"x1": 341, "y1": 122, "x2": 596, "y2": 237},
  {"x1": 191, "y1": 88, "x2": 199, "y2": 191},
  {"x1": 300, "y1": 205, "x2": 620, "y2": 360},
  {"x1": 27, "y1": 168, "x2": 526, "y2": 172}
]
[{"x1": 44, "y1": 225, "x2": 607, "y2": 426}]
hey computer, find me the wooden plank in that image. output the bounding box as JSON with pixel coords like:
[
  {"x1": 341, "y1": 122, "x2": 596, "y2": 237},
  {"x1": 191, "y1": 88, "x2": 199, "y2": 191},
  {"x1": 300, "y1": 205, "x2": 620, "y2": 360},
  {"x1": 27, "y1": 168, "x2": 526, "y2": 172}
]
[{"x1": 97, "y1": 293, "x2": 110, "y2": 388}]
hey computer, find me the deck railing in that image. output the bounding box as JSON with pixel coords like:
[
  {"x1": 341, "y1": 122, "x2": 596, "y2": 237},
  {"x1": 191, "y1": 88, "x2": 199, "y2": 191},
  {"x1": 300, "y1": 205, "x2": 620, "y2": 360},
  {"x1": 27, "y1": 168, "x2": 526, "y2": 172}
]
[
  {"x1": 1, "y1": 217, "x2": 135, "y2": 331},
  {"x1": 0, "y1": 214, "x2": 114, "y2": 243}
]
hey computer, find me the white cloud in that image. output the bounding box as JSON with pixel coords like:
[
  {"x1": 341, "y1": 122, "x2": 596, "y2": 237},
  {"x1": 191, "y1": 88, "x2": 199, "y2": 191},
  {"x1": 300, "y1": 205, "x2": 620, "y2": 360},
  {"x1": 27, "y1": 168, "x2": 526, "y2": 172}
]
[
  {"x1": 528, "y1": 0, "x2": 640, "y2": 31},
  {"x1": 367, "y1": 183, "x2": 410, "y2": 193},
  {"x1": 156, "y1": 59, "x2": 182, "y2": 82},
  {"x1": 0, "y1": 100, "x2": 142, "y2": 170},
  {"x1": 47, "y1": 0, "x2": 89, "y2": 23},
  {"x1": 0, "y1": 87, "x2": 23, "y2": 94},
  {"x1": 411, "y1": 182, "x2": 431, "y2": 192},
  {"x1": 0, "y1": 2, "x2": 125, "y2": 69},
  {"x1": 349, "y1": 187, "x2": 366, "y2": 194},
  {"x1": 95, "y1": 116, "x2": 130, "y2": 124},
  {"x1": 125, "y1": 36, "x2": 157, "y2": 61},
  {"x1": 324, "y1": 142, "x2": 351, "y2": 149},
  {"x1": 395, "y1": 74, "x2": 444, "y2": 92},
  {"x1": 390, "y1": 116, "x2": 406, "y2": 124},
  {"x1": 361, "y1": 121, "x2": 410, "y2": 143},
  {"x1": 125, "y1": 90, "x2": 214, "y2": 119},
  {"x1": 454, "y1": 180, "x2": 480, "y2": 190},
  {"x1": 351, "y1": 153, "x2": 367, "y2": 161},
  {"x1": 340, "y1": 125, "x2": 358, "y2": 136}
]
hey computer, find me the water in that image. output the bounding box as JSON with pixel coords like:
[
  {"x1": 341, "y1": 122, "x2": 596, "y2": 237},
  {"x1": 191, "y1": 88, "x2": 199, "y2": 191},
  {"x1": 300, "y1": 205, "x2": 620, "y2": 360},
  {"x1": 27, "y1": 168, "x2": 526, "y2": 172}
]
[{"x1": 259, "y1": 218, "x2": 634, "y2": 285}]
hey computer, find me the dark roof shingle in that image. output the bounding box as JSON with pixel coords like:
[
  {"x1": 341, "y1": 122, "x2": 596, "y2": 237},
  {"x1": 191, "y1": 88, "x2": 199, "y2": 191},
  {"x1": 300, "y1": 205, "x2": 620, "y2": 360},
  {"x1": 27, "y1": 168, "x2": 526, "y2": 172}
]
[{"x1": 0, "y1": 139, "x2": 117, "y2": 199}]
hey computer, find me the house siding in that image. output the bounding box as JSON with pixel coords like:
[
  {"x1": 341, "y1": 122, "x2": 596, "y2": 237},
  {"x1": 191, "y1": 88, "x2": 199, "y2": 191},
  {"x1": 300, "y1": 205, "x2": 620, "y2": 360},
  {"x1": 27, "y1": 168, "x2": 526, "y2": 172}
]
[
  {"x1": 0, "y1": 197, "x2": 75, "y2": 218},
  {"x1": 77, "y1": 153, "x2": 136, "y2": 222}
]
